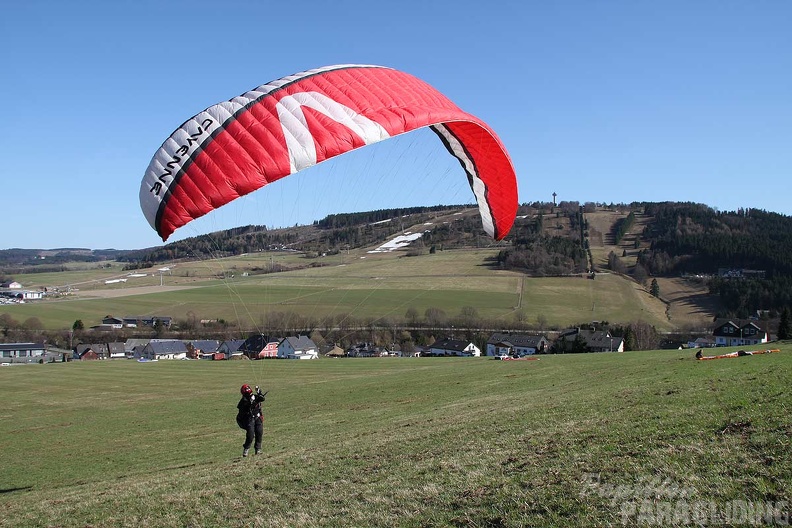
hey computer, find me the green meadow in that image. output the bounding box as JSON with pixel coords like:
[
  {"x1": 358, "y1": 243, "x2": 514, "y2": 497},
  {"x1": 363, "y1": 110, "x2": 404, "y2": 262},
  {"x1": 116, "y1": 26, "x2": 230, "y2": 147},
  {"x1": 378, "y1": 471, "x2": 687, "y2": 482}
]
[
  {"x1": 0, "y1": 249, "x2": 672, "y2": 331},
  {"x1": 1, "y1": 346, "x2": 789, "y2": 527}
]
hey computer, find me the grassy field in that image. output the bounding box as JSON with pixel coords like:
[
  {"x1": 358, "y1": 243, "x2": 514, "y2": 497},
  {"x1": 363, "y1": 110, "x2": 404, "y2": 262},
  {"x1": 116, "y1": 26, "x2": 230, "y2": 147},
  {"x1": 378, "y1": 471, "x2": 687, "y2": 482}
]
[
  {"x1": 0, "y1": 249, "x2": 678, "y2": 331},
  {"x1": 1, "y1": 345, "x2": 790, "y2": 527}
]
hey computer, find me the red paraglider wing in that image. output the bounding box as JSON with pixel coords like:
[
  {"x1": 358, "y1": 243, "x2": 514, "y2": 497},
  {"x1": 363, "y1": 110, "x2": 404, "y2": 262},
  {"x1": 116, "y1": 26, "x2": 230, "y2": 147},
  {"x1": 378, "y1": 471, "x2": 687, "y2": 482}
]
[{"x1": 140, "y1": 64, "x2": 517, "y2": 241}]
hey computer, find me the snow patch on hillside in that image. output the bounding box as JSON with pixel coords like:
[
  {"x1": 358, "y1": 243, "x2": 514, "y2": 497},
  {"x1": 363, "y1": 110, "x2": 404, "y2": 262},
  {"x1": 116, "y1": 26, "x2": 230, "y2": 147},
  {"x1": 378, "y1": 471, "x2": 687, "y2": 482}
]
[{"x1": 367, "y1": 232, "x2": 425, "y2": 253}]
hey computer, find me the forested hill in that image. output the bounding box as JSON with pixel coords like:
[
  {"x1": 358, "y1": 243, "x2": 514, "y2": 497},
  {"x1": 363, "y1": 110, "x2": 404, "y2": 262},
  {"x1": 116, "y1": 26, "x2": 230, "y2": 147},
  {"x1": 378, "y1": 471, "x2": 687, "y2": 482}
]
[
  {"x1": 637, "y1": 202, "x2": 792, "y2": 277},
  {"x1": 116, "y1": 205, "x2": 475, "y2": 265},
  {"x1": 634, "y1": 202, "x2": 792, "y2": 316},
  {"x1": 5, "y1": 202, "x2": 792, "y2": 289},
  {"x1": 0, "y1": 248, "x2": 131, "y2": 273}
]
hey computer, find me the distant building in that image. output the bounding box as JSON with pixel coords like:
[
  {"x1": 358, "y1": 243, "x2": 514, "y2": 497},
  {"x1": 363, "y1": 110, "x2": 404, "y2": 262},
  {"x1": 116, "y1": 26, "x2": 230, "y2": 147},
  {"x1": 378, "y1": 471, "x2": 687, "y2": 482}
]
[
  {"x1": 1, "y1": 289, "x2": 43, "y2": 301},
  {"x1": 325, "y1": 345, "x2": 346, "y2": 357},
  {"x1": 0, "y1": 342, "x2": 47, "y2": 363},
  {"x1": 107, "y1": 342, "x2": 127, "y2": 359},
  {"x1": 346, "y1": 342, "x2": 382, "y2": 357},
  {"x1": 239, "y1": 334, "x2": 280, "y2": 359},
  {"x1": 88, "y1": 324, "x2": 119, "y2": 332},
  {"x1": 428, "y1": 338, "x2": 481, "y2": 357},
  {"x1": 75, "y1": 343, "x2": 109, "y2": 360},
  {"x1": 486, "y1": 333, "x2": 549, "y2": 356},
  {"x1": 122, "y1": 315, "x2": 172, "y2": 328},
  {"x1": 101, "y1": 316, "x2": 124, "y2": 329},
  {"x1": 712, "y1": 319, "x2": 769, "y2": 347},
  {"x1": 135, "y1": 340, "x2": 188, "y2": 360},
  {"x1": 278, "y1": 336, "x2": 319, "y2": 359},
  {"x1": 557, "y1": 328, "x2": 624, "y2": 353},
  {"x1": 219, "y1": 339, "x2": 246, "y2": 358},
  {"x1": 186, "y1": 340, "x2": 221, "y2": 359},
  {"x1": 125, "y1": 339, "x2": 150, "y2": 356},
  {"x1": 717, "y1": 268, "x2": 766, "y2": 279}
]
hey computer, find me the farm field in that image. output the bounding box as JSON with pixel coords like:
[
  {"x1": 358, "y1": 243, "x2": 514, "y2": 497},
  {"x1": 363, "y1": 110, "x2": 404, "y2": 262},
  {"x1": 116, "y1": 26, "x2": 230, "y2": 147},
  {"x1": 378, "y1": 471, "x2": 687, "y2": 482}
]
[
  {"x1": 1, "y1": 345, "x2": 790, "y2": 527},
  {"x1": 0, "y1": 249, "x2": 678, "y2": 331}
]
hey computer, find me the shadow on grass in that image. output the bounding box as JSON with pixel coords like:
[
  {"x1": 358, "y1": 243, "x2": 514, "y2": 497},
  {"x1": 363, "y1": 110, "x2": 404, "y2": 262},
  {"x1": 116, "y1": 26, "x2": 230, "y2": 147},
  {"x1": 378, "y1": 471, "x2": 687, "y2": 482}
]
[{"x1": 0, "y1": 486, "x2": 33, "y2": 494}]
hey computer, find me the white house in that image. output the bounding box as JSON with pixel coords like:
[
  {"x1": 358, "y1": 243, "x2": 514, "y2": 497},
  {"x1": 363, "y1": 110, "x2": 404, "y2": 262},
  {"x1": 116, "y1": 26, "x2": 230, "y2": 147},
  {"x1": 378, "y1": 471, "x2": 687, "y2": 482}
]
[
  {"x1": 1, "y1": 281, "x2": 22, "y2": 289},
  {"x1": 278, "y1": 336, "x2": 319, "y2": 359},
  {"x1": 21, "y1": 290, "x2": 44, "y2": 300},
  {"x1": 1, "y1": 289, "x2": 44, "y2": 301},
  {"x1": 428, "y1": 338, "x2": 481, "y2": 357}
]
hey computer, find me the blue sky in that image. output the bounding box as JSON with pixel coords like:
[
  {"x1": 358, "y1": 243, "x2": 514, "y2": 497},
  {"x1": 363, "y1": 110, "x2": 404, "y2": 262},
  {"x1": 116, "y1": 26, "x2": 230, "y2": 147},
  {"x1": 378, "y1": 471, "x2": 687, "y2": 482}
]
[{"x1": 2, "y1": 1, "x2": 790, "y2": 250}]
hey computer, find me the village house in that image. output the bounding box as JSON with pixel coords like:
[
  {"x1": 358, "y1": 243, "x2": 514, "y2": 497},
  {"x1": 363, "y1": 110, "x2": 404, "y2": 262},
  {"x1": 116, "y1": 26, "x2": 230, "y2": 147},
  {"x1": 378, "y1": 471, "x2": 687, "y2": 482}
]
[
  {"x1": 88, "y1": 323, "x2": 120, "y2": 332},
  {"x1": 124, "y1": 339, "x2": 150, "y2": 357},
  {"x1": 135, "y1": 340, "x2": 188, "y2": 360},
  {"x1": 557, "y1": 328, "x2": 625, "y2": 353},
  {"x1": 101, "y1": 316, "x2": 124, "y2": 329},
  {"x1": 427, "y1": 338, "x2": 481, "y2": 357},
  {"x1": 486, "y1": 333, "x2": 549, "y2": 357},
  {"x1": 278, "y1": 336, "x2": 319, "y2": 359},
  {"x1": 346, "y1": 342, "x2": 382, "y2": 357},
  {"x1": 712, "y1": 319, "x2": 769, "y2": 347},
  {"x1": 186, "y1": 340, "x2": 221, "y2": 360},
  {"x1": 0, "y1": 281, "x2": 22, "y2": 289},
  {"x1": 0, "y1": 289, "x2": 43, "y2": 301},
  {"x1": 239, "y1": 334, "x2": 280, "y2": 359},
  {"x1": 218, "y1": 339, "x2": 246, "y2": 359},
  {"x1": 21, "y1": 290, "x2": 44, "y2": 300},
  {"x1": 0, "y1": 342, "x2": 47, "y2": 364},
  {"x1": 76, "y1": 342, "x2": 126, "y2": 359},
  {"x1": 122, "y1": 315, "x2": 173, "y2": 328},
  {"x1": 107, "y1": 342, "x2": 127, "y2": 359},
  {"x1": 75, "y1": 343, "x2": 109, "y2": 360},
  {"x1": 325, "y1": 345, "x2": 346, "y2": 357}
]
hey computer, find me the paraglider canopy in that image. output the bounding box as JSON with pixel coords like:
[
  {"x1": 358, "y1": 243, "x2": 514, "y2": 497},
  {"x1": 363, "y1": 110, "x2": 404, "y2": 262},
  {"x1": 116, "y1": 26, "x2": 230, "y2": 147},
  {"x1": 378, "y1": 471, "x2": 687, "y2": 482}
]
[{"x1": 141, "y1": 64, "x2": 518, "y2": 241}]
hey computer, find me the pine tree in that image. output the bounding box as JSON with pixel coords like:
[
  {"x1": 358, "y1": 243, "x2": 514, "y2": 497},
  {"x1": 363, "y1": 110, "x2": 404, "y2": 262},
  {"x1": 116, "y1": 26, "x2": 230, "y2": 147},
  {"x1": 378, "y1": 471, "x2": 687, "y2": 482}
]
[
  {"x1": 623, "y1": 327, "x2": 636, "y2": 351},
  {"x1": 778, "y1": 307, "x2": 791, "y2": 340},
  {"x1": 650, "y1": 279, "x2": 660, "y2": 298}
]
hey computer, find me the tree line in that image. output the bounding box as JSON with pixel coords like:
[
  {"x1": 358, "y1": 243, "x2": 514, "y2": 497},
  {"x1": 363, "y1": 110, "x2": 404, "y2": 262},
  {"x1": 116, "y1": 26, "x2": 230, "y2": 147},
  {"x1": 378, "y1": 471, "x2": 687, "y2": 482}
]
[{"x1": 0, "y1": 310, "x2": 673, "y2": 355}]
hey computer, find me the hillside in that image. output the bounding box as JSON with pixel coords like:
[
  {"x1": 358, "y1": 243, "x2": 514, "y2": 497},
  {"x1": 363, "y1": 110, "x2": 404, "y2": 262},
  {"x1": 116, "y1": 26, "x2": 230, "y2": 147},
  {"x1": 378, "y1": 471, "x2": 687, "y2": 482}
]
[
  {"x1": 0, "y1": 246, "x2": 675, "y2": 335},
  {"x1": 4, "y1": 201, "x2": 792, "y2": 334}
]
